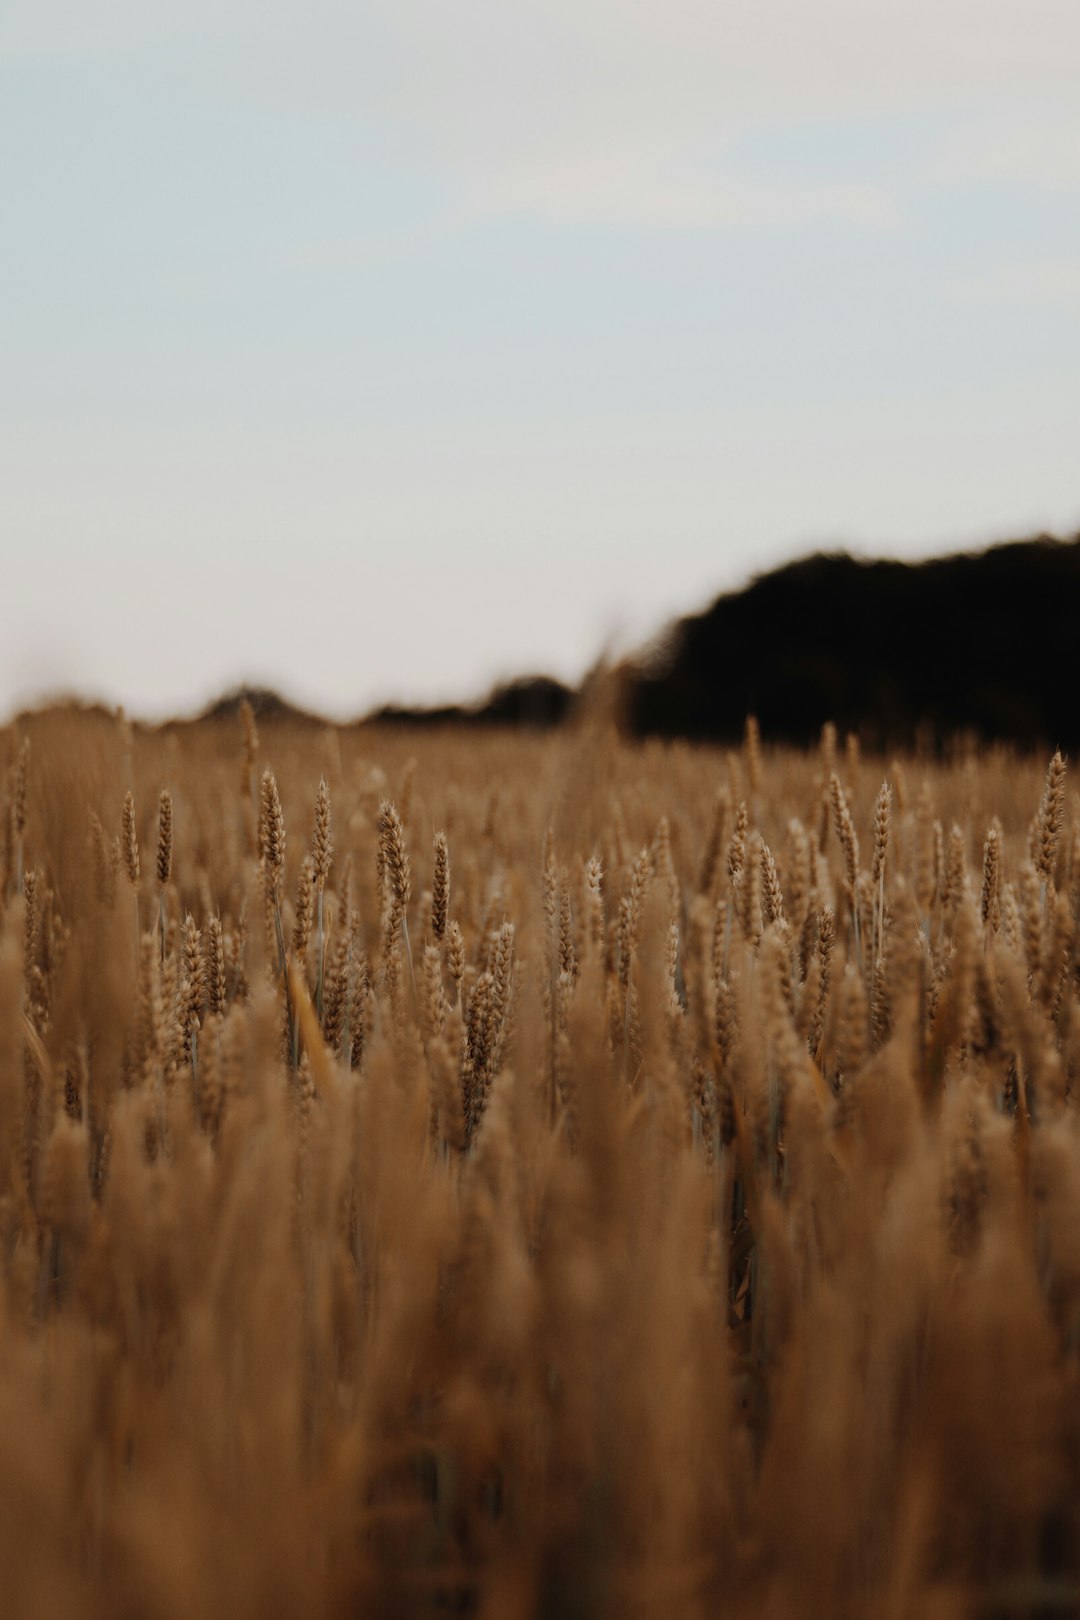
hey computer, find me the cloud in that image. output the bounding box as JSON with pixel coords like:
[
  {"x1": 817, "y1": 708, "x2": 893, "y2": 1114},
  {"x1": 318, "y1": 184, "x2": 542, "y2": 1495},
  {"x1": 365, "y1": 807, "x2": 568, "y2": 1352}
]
[
  {"x1": 929, "y1": 108, "x2": 1080, "y2": 192},
  {"x1": 951, "y1": 258, "x2": 1080, "y2": 313},
  {"x1": 288, "y1": 170, "x2": 900, "y2": 256},
  {"x1": 6, "y1": 0, "x2": 1079, "y2": 230},
  {"x1": 461, "y1": 157, "x2": 902, "y2": 230}
]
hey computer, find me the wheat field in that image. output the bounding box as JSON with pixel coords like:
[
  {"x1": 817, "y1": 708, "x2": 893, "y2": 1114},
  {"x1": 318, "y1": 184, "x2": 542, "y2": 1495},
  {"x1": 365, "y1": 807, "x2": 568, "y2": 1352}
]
[{"x1": 1, "y1": 698, "x2": 1078, "y2": 1618}]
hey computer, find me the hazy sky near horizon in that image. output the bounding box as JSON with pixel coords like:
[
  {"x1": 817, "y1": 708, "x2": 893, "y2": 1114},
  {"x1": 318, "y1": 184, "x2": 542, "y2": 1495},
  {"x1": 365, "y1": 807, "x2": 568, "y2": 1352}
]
[{"x1": 3, "y1": 1, "x2": 1080, "y2": 720}]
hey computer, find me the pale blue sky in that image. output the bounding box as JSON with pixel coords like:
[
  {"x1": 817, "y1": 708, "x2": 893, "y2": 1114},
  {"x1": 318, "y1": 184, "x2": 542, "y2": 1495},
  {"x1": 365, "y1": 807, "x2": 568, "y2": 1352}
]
[{"x1": 3, "y1": 1, "x2": 1079, "y2": 719}]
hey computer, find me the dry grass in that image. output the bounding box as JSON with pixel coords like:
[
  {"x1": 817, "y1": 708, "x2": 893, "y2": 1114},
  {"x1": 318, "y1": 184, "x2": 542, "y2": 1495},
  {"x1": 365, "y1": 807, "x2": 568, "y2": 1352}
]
[{"x1": 1, "y1": 702, "x2": 1079, "y2": 1618}]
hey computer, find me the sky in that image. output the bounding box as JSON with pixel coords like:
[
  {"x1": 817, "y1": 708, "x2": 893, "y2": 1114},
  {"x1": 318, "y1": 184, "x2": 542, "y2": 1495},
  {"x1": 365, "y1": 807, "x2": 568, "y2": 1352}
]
[{"x1": 2, "y1": 0, "x2": 1080, "y2": 721}]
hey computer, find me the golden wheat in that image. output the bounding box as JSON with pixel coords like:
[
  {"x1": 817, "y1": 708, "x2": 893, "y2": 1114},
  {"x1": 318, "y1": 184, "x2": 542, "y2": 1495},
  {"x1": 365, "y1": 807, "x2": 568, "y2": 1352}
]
[{"x1": 0, "y1": 706, "x2": 1076, "y2": 1617}]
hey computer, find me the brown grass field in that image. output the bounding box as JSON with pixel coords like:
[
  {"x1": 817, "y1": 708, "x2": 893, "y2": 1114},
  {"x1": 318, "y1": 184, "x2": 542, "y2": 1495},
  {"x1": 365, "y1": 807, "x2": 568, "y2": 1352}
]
[{"x1": 1, "y1": 699, "x2": 1078, "y2": 1618}]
